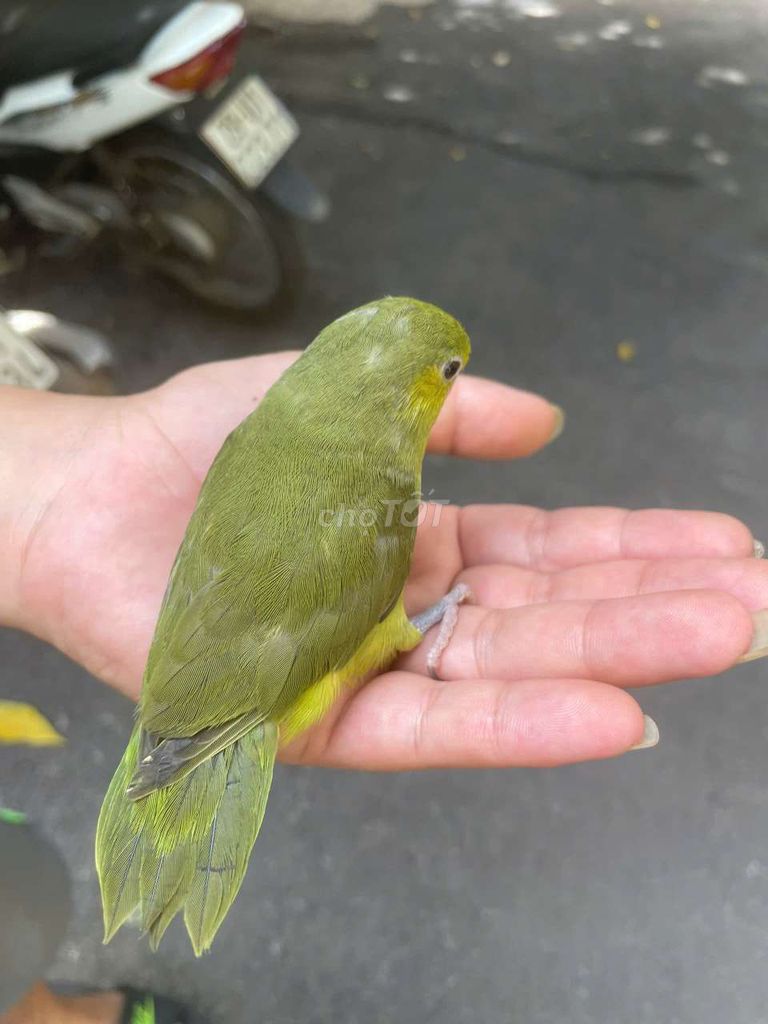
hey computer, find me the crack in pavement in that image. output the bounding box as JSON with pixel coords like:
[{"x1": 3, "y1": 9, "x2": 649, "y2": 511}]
[{"x1": 284, "y1": 93, "x2": 699, "y2": 188}]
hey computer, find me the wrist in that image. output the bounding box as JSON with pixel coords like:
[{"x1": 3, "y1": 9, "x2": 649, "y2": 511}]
[{"x1": 0, "y1": 388, "x2": 107, "y2": 634}]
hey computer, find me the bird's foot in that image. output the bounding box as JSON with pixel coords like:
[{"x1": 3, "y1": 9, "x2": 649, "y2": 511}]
[{"x1": 410, "y1": 583, "x2": 472, "y2": 680}]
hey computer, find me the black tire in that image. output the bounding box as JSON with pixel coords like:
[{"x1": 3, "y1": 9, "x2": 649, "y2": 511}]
[{"x1": 109, "y1": 139, "x2": 303, "y2": 315}]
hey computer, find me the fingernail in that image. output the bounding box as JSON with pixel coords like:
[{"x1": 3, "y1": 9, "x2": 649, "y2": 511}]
[
  {"x1": 754, "y1": 539, "x2": 765, "y2": 559},
  {"x1": 737, "y1": 608, "x2": 768, "y2": 663},
  {"x1": 629, "y1": 714, "x2": 660, "y2": 751},
  {"x1": 548, "y1": 404, "x2": 565, "y2": 443}
]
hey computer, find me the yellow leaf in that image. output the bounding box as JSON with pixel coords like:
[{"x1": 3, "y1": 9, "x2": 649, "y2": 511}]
[
  {"x1": 0, "y1": 701, "x2": 65, "y2": 746},
  {"x1": 616, "y1": 340, "x2": 638, "y2": 363}
]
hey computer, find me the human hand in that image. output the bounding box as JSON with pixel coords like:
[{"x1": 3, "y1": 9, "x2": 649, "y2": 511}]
[{"x1": 2, "y1": 356, "x2": 764, "y2": 769}]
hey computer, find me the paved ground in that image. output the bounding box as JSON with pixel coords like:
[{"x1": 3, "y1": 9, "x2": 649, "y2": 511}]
[{"x1": 4, "y1": 1, "x2": 768, "y2": 1021}]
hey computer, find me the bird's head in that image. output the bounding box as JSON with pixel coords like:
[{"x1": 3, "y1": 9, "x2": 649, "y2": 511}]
[{"x1": 298, "y1": 297, "x2": 471, "y2": 444}]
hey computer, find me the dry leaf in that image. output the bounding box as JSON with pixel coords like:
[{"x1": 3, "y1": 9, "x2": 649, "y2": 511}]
[
  {"x1": 616, "y1": 340, "x2": 638, "y2": 363},
  {"x1": 0, "y1": 701, "x2": 65, "y2": 746}
]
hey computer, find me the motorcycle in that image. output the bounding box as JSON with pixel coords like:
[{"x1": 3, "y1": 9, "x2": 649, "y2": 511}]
[
  {"x1": 0, "y1": 306, "x2": 114, "y2": 394},
  {"x1": 0, "y1": 0, "x2": 329, "y2": 314}
]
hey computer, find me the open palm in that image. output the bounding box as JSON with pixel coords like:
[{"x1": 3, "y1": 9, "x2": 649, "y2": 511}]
[{"x1": 7, "y1": 354, "x2": 764, "y2": 769}]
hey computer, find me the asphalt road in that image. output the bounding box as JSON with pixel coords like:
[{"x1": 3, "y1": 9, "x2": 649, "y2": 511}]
[{"x1": 4, "y1": 2, "x2": 768, "y2": 1022}]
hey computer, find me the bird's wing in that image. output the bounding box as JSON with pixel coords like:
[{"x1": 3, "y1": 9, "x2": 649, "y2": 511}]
[{"x1": 139, "y1": 457, "x2": 416, "y2": 739}]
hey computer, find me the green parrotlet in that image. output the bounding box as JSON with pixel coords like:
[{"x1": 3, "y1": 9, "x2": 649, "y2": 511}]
[{"x1": 96, "y1": 297, "x2": 472, "y2": 954}]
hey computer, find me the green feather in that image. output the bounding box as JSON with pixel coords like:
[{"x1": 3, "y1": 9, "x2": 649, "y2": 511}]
[
  {"x1": 96, "y1": 722, "x2": 277, "y2": 954},
  {"x1": 183, "y1": 722, "x2": 277, "y2": 955},
  {"x1": 96, "y1": 728, "x2": 143, "y2": 941}
]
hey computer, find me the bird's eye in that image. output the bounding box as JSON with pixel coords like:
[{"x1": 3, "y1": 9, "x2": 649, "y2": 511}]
[{"x1": 442, "y1": 359, "x2": 462, "y2": 382}]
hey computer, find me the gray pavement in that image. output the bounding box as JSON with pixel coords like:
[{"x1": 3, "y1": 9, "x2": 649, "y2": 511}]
[{"x1": 4, "y1": 2, "x2": 768, "y2": 1021}]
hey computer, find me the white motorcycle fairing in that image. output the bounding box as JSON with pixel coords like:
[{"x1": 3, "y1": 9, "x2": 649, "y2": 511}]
[{"x1": 0, "y1": 1, "x2": 243, "y2": 152}]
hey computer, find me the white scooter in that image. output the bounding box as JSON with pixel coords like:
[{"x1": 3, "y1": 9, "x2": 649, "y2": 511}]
[
  {"x1": 0, "y1": 0, "x2": 329, "y2": 314},
  {"x1": 0, "y1": 307, "x2": 115, "y2": 394}
]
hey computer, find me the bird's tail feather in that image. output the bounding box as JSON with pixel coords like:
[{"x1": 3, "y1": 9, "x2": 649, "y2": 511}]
[{"x1": 95, "y1": 720, "x2": 277, "y2": 955}]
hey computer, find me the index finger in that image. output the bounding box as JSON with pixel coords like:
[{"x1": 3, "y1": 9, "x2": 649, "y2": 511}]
[{"x1": 428, "y1": 376, "x2": 562, "y2": 460}]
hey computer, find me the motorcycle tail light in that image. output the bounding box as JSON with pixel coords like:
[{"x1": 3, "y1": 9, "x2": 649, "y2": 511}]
[{"x1": 150, "y1": 20, "x2": 246, "y2": 92}]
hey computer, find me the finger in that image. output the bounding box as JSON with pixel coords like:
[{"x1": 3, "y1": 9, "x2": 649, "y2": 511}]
[
  {"x1": 401, "y1": 590, "x2": 755, "y2": 686},
  {"x1": 428, "y1": 376, "x2": 562, "y2": 459},
  {"x1": 460, "y1": 557, "x2": 768, "y2": 612},
  {"x1": 459, "y1": 505, "x2": 756, "y2": 571},
  {"x1": 290, "y1": 674, "x2": 647, "y2": 770}
]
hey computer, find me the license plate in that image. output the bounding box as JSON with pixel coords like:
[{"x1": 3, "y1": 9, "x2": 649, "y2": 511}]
[
  {"x1": 200, "y1": 76, "x2": 299, "y2": 189},
  {"x1": 0, "y1": 319, "x2": 58, "y2": 390}
]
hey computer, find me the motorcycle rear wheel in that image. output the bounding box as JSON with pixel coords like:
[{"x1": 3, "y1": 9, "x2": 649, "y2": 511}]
[{"x1": 114, "y1": 142, "x2": 303, "y2": 315}]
